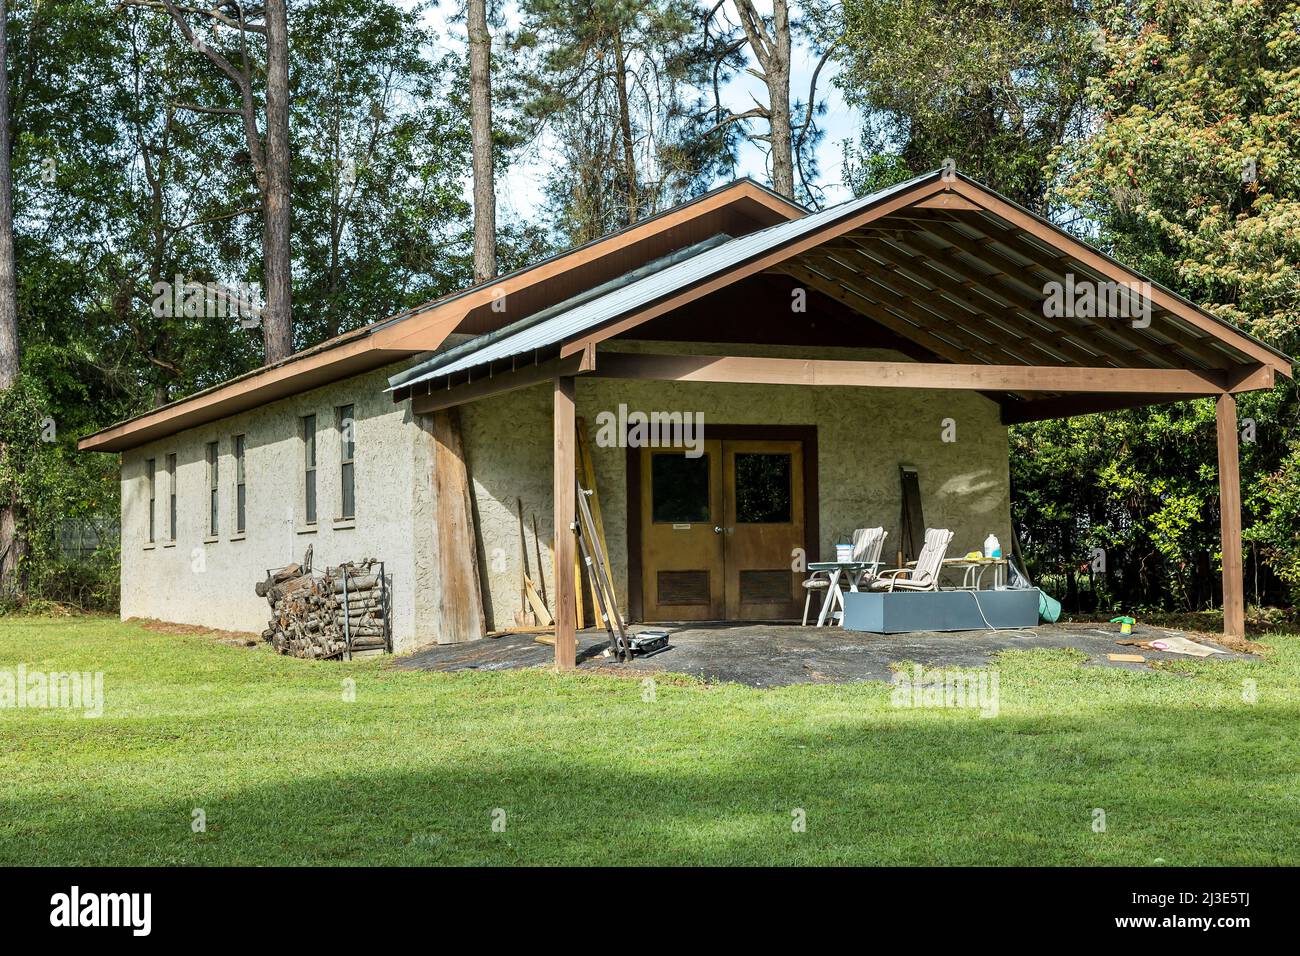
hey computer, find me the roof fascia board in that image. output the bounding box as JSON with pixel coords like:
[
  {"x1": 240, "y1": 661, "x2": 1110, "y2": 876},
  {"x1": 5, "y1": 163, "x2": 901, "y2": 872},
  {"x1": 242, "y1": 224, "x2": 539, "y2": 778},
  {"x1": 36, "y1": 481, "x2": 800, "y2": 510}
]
[
  {"x1": 387, "y1": 234, "x2": 737, "y2": 392},
  {"x1": 77, "y1": 339, "x2": 416, "y2": 452}
]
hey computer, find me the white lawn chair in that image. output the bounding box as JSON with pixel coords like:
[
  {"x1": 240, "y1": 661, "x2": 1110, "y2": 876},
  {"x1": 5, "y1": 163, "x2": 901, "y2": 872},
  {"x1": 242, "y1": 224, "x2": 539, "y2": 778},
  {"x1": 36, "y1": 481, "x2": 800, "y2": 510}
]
[
  {"x1": 870, "y1": 528, "x2": 954, "y2": 592},
  {"x1": 802, "y1": 527, "x2": 887, "y2": 625}
]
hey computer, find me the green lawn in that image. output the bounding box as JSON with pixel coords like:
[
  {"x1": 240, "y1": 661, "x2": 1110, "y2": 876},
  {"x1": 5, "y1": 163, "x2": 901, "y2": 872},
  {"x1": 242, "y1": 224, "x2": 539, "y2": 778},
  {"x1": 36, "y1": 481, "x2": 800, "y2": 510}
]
[{"x1": 1, "y1": 615, "x2": 1297, "y2": 865}]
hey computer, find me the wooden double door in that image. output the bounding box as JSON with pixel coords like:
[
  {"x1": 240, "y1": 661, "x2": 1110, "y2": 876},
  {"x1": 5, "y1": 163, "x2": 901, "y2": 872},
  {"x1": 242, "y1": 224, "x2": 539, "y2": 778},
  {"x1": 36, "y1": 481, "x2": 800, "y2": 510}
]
[{"x1": 639, "y1": 438, "x2": 806, "y2": 621}]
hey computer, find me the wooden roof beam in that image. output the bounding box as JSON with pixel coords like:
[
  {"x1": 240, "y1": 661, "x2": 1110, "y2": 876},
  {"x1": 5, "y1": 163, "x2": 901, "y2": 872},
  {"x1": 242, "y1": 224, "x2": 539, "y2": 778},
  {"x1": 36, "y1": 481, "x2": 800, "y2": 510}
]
[
  {"x1": 587, "y1": 352, "x2": 1232, "y2": 394},
  {"x1": 801, "y1": 250, "x2": 1073, "y2": 367},
  {"x1": 828, "y1": 239, "x2": 1130, "y2": 369},
  {"x1": 919, "y1": 217, "x2": 1235, "y2": 369},
  {"x1": 851, "y1": 227, "x2": 1172, "y2": 368},
  {"x1": 772, "y1": 262, "x2": 998, "y2": 367},
  {"x1": 942, "y1": 179, "x2": 1291, "y2": 374},
  {"x1": 779, "y1": 257, "x2": 1030, "y2": 368}
]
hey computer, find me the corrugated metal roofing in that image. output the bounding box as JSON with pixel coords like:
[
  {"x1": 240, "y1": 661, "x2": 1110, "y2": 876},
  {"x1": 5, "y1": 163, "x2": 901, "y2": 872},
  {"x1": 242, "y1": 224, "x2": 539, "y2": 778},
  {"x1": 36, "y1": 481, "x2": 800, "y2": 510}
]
[{"x1": 386, "y1": 170, "x2": 943, "y2": 392}]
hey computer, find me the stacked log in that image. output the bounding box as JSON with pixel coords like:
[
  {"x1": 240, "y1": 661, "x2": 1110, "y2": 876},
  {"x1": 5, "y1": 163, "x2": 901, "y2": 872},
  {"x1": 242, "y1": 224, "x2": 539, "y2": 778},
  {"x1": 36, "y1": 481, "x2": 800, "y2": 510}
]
[
  {"x1": 321, "y1": 561, "x2": 388, "y2": 652},
  {"x1": 257, "y1": 558, "x2": 389, "y2": 659}
]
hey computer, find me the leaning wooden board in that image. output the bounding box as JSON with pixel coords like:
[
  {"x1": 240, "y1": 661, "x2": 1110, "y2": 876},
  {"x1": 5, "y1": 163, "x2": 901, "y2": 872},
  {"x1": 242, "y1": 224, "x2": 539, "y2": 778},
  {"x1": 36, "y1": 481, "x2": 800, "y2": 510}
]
[
  {"x1": 430, "y1": 408, "x2": 486, "y2": 643},
  {"x1": 571, "y1": 417, "x2": 615, "y2": 628}
]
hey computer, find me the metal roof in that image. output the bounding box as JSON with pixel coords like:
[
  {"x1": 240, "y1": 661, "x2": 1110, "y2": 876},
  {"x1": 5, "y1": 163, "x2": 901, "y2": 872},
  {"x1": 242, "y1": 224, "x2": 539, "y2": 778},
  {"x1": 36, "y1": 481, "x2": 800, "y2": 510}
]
[
  {"x1": 387, "y1": 169, "x2": 1293, "y2": 394},
  {"x1": 386, "y1": 170, "x2": 944, "y2": 392},
  {"x1": 386, "y1": 233, "x2": 736, "y2": 391}
]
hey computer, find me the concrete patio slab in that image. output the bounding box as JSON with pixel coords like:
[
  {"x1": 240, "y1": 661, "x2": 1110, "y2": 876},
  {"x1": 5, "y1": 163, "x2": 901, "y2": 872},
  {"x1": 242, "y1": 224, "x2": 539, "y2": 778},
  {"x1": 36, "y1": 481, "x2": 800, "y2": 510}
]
[{"x1": 392, "y1": 621, "x2": 1255, "y2": 688}]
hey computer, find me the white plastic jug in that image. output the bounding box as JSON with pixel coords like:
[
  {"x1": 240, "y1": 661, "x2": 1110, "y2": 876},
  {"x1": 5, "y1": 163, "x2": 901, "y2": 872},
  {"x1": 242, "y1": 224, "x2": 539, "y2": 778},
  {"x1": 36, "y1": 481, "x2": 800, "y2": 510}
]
[{"x1": 984, "y1": 533, "x2": 1002, "y2": 559}]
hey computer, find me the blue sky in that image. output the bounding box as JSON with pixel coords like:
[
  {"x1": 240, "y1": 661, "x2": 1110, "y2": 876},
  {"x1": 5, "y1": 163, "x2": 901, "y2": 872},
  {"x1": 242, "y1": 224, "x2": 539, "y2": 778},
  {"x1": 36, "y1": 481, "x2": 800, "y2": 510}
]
[{"x1": 419, "y1": 1, "x2": 861, "y2": 221}]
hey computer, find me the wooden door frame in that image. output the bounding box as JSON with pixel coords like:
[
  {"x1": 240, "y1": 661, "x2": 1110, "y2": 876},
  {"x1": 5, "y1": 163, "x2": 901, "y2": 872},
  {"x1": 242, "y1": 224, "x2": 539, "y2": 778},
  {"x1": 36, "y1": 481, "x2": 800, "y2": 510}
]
[{"x1": 626, "y1": 424, "x2": 819, "y2": 622}]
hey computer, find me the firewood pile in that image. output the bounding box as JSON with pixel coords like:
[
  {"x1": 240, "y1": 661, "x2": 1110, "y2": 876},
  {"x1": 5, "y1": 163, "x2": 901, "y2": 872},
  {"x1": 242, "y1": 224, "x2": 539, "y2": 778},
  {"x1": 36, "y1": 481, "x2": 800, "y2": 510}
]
[{"x1": 257, "y1": 555, "x2": 390, "y2": 660}]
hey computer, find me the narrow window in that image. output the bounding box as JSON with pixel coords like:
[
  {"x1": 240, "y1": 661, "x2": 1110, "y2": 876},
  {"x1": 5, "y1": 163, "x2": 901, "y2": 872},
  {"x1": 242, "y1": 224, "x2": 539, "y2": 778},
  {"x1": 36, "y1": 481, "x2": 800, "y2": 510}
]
[
  {"x1": 234, "y1": 435, "x2": 246, "y2": 534},
  {"x1": 146, "y1": 458, "x2": 156, "y2": 544},
  {"x1": 302, "y1": 415, "x2": 317, "y2": 525},
  {"x1": 206, "y1": 441, "x2": 219, "y2": 536},
  {"x1": 338, "y1": 404, "x2": 355, "y2": 520},
  {"x1": 166, "y1": 453, "x2": 177, "y2": 541}
]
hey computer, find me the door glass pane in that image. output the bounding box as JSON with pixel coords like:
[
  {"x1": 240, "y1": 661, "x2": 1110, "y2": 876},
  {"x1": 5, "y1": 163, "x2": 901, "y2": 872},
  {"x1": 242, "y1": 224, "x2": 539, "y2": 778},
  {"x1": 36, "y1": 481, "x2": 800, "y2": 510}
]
[
  {"x1": 651, "y1": 453, "x2": 710, "y2": 523},
  {"x1": 734, "y1": 453, "x2": 792, "y2": 523}
]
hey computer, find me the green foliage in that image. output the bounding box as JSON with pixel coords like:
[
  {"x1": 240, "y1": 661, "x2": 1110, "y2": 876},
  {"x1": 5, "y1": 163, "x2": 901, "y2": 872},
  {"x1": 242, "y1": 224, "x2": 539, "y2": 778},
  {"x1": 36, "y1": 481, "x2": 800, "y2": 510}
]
[
  {"x1": 834, "y1": 0, "x2": 1096, "y2": 207},
  {"x1": 513, "y1": 0, "x2": 737, "y2": 244},
  {"x1": 1055, "y1": 0, "x2": 1300, "y2": 351},
  {"x1": 0, "y1": 377, "x2": 119, "y2": 610},
  {"x1": 288, "y1": 0, "x2": 480, "y2": 344},
  {"x1": 1011, "y1": 400, "x2": 1235, "y2": 613},
  {"x1": 1039, "y1": 0, "x2": 1300, "y2": 608},
  {"x1": 1, "y1": 0, "x2": 539, "y2": 607},
  {"x1": 1245, "y1": 440, "x2": 1300, "y2": 592}
]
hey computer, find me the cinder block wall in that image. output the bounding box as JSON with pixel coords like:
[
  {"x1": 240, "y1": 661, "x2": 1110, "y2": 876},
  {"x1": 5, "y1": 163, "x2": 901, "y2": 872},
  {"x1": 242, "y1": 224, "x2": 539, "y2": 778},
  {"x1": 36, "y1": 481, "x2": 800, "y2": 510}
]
[
  {"x1": 117, "y1": 364, "x2": 442, "y2": 652},
  {"x1": 460, "y1": 341, "x2": 1013, "y2": 629}
]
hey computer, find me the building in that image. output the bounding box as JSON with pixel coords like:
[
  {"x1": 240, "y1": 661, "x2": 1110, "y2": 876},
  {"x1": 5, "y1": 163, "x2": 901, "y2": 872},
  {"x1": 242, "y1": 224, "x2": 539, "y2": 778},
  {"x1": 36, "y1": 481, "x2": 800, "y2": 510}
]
[{"x1": 79, "y1": 171, "x2": 1291, "y2": 660}]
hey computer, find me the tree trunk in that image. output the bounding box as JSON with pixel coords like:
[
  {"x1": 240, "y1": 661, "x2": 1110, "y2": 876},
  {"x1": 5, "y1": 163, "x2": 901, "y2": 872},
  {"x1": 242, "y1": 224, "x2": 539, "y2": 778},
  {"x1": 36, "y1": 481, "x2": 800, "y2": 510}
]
[
  {"x1": 732, "y1": 0, "x2": 795, "y2": 199},
  {"x1": 0, "y1": 0, "x2": 23, "y2": 598},
  {"x1": 613, "y1": 29, "x2": 638, "y2": 225},
  {"x1": 261, "y1": 0, "x2": 293, "y2": 363},
  {"x1": 467, "y1": 0, "x2": 497, "y2": 284},
  {"x1": 767, "y1": 0, "x2": 794, "y2": 199},
  {"x1": 0, "y1": 0, "x2": 16, "y2": 391}
]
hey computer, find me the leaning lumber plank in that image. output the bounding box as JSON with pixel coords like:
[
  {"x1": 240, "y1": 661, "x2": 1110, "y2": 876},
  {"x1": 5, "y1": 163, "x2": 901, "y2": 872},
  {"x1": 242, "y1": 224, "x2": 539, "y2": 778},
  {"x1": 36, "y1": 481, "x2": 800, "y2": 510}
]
[
  {"x1": 428, "y1": 407, "x2": 485, "y2": 644},
  {"x1": 524, "y1": 575, "x2": 553, "y2": 626}
]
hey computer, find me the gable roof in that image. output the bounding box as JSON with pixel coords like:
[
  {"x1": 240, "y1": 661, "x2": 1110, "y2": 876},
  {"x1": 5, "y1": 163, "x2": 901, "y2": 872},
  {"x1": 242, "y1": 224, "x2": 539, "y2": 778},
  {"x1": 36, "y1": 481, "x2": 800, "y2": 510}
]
[
  {"x1": 389, "y1": 172, "x2": 937, "y2": 391},
  {"x1": 390, "y1": 170, "x2": 1292, "y2": 401},
  {"x1": 78, "y1": 178, "x2": 805, "y2": 453}
]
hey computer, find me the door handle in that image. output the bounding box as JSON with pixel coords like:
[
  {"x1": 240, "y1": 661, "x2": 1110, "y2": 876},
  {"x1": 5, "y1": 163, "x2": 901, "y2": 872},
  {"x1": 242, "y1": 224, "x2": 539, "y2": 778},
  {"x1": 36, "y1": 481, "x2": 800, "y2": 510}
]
[{"x1": 713, "y1": 526, "x2": 723, "y2": 534}]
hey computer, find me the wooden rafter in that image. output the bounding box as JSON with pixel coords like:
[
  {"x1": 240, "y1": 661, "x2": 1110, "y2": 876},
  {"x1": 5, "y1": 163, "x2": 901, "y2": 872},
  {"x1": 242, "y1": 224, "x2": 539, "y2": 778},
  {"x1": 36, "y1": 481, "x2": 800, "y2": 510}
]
[
  {"x1": 771, "y1": 263, "x2": 992, "y2": 366},
  {"x1": 910, "y1": 215, "x2": 1235, "y2": 369},
  {"x1": 835, "y1": 232, "x2": 1156, "y2": 368},
  {"x1": 775, "y1": 259, "x2": 1024, "y2": 366},
  {"x1": 822, "y1": 240, "x2": 1124, "y2": 369},
  {"x1": 798, "y1": 249, "x2": 1071, "y2": 366},
  {"x1": 942, "y1": 178, "x2": 1290, "y2": 373}
]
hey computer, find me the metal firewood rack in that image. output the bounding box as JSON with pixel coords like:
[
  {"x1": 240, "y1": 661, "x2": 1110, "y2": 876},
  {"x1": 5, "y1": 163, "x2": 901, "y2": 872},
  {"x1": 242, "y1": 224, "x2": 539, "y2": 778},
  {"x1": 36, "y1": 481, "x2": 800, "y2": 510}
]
[{"x1": 339, "y1": 561, "x2": 391, "y2": 660}]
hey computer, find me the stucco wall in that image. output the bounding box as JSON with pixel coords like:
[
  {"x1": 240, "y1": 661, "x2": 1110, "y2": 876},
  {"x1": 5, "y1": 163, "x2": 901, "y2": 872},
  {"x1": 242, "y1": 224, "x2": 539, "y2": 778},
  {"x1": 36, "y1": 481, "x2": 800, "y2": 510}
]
[
  {"x1": 115, "y1": 338, "x2": 1014, "y2": 645},
  {"x1": 460, "y1": 341, "x2": 1013, "y2": 628},
  {"x1": 118, "y1": 364, "x2": 441, "y2": 652}
]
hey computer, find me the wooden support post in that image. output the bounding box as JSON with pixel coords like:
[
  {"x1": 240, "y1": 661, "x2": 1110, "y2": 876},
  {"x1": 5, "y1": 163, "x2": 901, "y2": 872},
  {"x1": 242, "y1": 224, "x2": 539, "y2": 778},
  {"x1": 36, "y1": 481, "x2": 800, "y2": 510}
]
[
  {"x1": 552, "y1": 376, "x2": 578, "y2": 669},
  {"x1": 1216, "y1": 392, "x2": 1245, "y2": 640}
]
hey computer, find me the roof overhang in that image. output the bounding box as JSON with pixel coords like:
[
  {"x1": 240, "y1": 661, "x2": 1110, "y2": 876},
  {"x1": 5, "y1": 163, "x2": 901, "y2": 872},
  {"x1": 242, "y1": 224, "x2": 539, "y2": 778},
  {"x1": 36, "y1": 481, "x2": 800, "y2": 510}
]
[{"x1": 392, "y1": 171, "x2": 1292, "y2": 419}]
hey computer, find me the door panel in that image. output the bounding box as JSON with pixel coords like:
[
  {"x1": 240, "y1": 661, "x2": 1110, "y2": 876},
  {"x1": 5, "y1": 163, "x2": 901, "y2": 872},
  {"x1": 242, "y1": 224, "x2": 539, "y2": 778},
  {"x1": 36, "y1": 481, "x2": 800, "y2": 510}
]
[
  {"x1": 640, "y1": 441, "x2": 724, "y2": 620},
  {"x1": 640, "y1": 438, "x2": 805, "y2": 621},
  {"x1": 723, "y1": 440, "x2": 804, "y2": 620}
]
